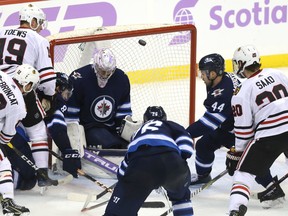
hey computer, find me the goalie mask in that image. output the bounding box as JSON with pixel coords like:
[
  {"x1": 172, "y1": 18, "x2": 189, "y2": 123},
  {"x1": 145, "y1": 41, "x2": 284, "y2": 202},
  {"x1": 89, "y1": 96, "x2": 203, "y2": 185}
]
[
  {"x1": 19, "y1": 4, "x2": 47, "y2": 31},
  {"x1": 93, "y1": 48, "x2": 116, "y2": 88},
  {"x1": 56, "y1": 72, "x2": 73, "y2": 101},
  {"x1": 13, "y1": 64, "x2": 40, "y2": 93},
  {"x1": 198, "y1": 53, "x2": 225, "y2": 79},
  {"x1": 143, "y1": 106, "x2": 167, "y2": 122},
  {"x1": 232, "y1": 45, "x2": 260, "y2": 78}
]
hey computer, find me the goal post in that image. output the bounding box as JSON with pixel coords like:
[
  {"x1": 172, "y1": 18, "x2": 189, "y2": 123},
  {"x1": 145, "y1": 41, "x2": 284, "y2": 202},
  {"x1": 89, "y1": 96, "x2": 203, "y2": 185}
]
[{"x1": 48, "y1": 23, "x2": 197, "y2": 127}]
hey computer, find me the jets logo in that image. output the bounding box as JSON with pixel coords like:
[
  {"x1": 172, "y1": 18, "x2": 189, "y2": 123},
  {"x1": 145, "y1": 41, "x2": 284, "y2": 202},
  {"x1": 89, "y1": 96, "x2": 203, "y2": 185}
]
[
  {"x1": 211, "y1": 88, "x2": 224, "y2": 97},
  {"x1": 71, "y1": 71, "x2": 82, "y2": 80},
  {"x1": 91, "y1": 95, "x2": 115, "y2": 122}
]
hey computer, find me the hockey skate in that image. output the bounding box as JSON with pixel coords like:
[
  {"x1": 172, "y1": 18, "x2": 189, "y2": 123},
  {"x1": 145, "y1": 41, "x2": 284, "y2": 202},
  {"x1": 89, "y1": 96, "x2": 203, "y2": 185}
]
[
  {"x1": 229, "y1": 205, "x2": 247, "y2": 216},
  {"x1": 1, "y1": 198, "x2": 30, "y2": 216},
  {"x1": 258, "y1": 182, "x2": 285, "y2": 209},
  {"x1": 37, "y1": 168, "x2": 58, "y2": 187},
  {"x1": 190, "y1": 173, "x2": 211, "y2": 185}
]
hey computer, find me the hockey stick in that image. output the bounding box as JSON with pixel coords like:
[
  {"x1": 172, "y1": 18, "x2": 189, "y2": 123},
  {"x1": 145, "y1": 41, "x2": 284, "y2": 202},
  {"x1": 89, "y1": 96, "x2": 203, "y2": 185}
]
[
  {"x1": 190, "y1": 169, "x2": 228, "y2": 198},
  {"x1": 48, "y1": 149, "x2": 114, "y2": 193},
  {"x1": 159, "y1": 169, "x2": 228, "y2": 216},
  {"x1": 81, "y1": 197, "x2": 165, "y2": 212},
  {"x1": 49, "y1": 149, "x2": 165, "y2": 210},
  {"x1": 67, "y1": 182, "x2": 117, "y2": 202},
  {"x1": 83, "y1": 148, "x2": 119, "y2": 175},
  {"x1": 7, "y1": 143, "x2": 73, "y2": 186},
  {"x1": 86, "y1": 146, "x2": 126, "y2": 156}
]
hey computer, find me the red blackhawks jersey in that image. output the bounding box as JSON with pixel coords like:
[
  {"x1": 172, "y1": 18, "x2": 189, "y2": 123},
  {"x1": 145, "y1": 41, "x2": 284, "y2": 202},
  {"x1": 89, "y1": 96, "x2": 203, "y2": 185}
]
[
  {"x1": 232, "y1": 68, "x2": 288, "y2": 151},
  {"x1": 0, "y1": 27, "x2": 55, "y2": 96},
  {"x1": 0, "y1": 71, "x2": 26, "y2": 144}
]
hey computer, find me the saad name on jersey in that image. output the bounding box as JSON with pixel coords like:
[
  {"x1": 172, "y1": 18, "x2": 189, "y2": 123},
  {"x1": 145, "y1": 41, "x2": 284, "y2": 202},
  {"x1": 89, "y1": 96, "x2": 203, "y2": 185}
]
[
  {"x1": 0, "y1": 75, "x2": 18, "y2": 105},
  {"x1": 255, "y1": 75, "x2": 275, "y2": 89}
]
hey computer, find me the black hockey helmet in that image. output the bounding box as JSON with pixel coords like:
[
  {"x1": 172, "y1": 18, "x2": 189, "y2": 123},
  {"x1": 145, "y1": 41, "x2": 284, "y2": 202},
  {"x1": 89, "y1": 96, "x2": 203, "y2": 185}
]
[
  {"x1": 199, "y1": 53, "x2": 225, "y2": 76},
  {"x1": 56, "y1": 72, "x2": 73, "y2": 92},
  {"x1": 56, "y1": 72, "x2": 73, "y2": 100},
  {"x1": 143, "y1": 106, "x2": 167, "y2": 122}
]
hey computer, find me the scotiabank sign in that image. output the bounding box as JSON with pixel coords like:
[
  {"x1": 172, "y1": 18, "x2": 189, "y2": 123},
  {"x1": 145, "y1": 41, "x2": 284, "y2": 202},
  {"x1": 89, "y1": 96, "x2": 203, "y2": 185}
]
[{"x1": 210, "y1": 1, "x2": 288, "y2": 30}]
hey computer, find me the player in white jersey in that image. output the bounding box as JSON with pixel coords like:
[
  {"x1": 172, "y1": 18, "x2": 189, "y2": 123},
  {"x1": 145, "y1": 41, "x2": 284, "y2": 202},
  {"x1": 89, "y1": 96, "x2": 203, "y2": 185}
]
[
  {"x1": 0, "y1": 64, "x2": 39, "y2": 216},
  {"x1": 226, "y1": 45, "x2": 288, "y2": 216},
  {"x1": 0, "y1": 4, "x2": 56, "y2": 187}
]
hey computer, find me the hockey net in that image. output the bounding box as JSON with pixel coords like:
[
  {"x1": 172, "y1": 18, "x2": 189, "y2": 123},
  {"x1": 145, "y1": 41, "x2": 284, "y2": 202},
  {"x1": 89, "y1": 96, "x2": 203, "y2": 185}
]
[{"x1": 48, "y1": 23, "x2": 197, "y2": 127}]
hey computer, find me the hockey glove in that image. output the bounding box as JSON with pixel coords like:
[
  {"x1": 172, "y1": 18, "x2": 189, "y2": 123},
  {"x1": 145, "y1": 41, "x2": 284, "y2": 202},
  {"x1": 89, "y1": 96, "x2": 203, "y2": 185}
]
[
  {"x1": 62, "y1": 149, "x2": 81, "y2": 178},
  {"x1": 226, "y1": 147, "x2": 242, "y2": 176},
  {"x1": 119, "y1": 115, "x2": 143, "y2": 141}
]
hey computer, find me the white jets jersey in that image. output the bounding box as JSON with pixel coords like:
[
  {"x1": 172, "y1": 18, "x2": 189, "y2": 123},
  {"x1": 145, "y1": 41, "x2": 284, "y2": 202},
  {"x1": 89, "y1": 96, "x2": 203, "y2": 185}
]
[
  {"x1": 232, "y1": 68, "x2": 288, "y2": 151},
  {"x1": 0, "y1": 71, "x2": 26, "y2": 144},
  {"x1": 0, "y1": 27, "x2": 55, "y2": 96}
]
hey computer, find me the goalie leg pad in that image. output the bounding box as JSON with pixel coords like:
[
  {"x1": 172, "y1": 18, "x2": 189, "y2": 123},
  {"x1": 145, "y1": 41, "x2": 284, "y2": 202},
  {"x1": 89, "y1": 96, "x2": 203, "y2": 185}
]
[{"x1": 67, "y1": 122, "x2": 86, "y2": 157}]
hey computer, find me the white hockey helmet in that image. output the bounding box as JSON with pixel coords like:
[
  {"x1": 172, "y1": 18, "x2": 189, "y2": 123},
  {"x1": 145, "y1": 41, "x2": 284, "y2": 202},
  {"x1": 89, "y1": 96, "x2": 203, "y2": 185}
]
[
  {"x1": 93, "y1": 48, "x2": 116, "y2": 88},
  {"x1": 14, "y1": 64, "x2": 40, "y2": 93},
  {"x1": 232, "y1": 45, "x2": 260, "y2": 78},
  {"x1": 19, "y1": 4, "x2": 47, "y2": 30}
]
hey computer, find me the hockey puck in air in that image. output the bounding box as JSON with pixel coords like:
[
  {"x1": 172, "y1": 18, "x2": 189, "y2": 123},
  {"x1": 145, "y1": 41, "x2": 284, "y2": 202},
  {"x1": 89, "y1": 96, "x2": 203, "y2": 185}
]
[{"x1": 138, "y1": 39, "x2": 146, "y2": 46}]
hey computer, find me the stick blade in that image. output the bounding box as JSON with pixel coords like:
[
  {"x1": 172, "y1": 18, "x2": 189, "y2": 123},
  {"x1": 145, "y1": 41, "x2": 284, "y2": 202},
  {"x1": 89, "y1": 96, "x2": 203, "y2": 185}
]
[{"x1": 142, "y1": 201, "x2": 165, "y2": 208}]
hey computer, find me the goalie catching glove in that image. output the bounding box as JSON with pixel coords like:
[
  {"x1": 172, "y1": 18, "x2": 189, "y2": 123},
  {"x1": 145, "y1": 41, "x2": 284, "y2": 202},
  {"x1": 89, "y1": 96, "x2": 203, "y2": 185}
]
[
  {"x1": 226, "y1": 146, "x2": 243, "y2": 176},
  {"x1": 119, "y1": 115, "x2": 143, "y2": 141},
  {"x1": 62, "y1": 149, "x2": 81, "y2": 178}
]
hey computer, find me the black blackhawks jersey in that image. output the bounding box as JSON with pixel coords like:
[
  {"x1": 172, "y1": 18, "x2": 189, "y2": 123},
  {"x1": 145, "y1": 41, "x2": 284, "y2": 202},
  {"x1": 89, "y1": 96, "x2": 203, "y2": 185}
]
[
  {"x1": 188, "y1": 72, "x2": 241, "y2": 138},
  {"x1": 65, "y1": 64, "x2": 132, "y2": 131},
  {"x1": 128, "y1": 119, "x2": 193, "y2": 158}
]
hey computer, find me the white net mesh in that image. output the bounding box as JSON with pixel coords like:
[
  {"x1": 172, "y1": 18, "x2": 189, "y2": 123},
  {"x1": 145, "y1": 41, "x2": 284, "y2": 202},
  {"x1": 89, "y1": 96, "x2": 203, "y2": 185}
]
[{"x1": 48, "y1": 24, "x2": 196, "y2": 127}]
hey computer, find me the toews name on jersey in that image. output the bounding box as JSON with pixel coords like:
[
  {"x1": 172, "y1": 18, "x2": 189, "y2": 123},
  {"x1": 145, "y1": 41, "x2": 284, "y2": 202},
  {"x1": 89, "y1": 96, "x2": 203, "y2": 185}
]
[{"x1": 4, "y1": 29, "x2": 27, "y2": 38}]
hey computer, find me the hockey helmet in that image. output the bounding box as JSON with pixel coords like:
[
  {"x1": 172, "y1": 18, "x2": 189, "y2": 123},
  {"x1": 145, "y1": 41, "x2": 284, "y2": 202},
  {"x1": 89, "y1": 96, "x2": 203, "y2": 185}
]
[
  {"x1": 143, "y1": 106, "x2": 167, "y2": 122},
  {"x1": 93, "y1": 48, "x2": 116, "y2": 88},
  {"x1": 13, "y1": 64, "x2": 40, "y2": 93},
  {"x1": 19, "y1": 4, "x2": 47, "y2": 30},
  {"x1": 198, "y1": 53, "x2": 225, "y2": 78},
  {"x1": 232, "y1": 45, "x2": 260, "y2": 78},
  {"x1": 56, "y1": 72, "x2": 73, "y2": 101}
]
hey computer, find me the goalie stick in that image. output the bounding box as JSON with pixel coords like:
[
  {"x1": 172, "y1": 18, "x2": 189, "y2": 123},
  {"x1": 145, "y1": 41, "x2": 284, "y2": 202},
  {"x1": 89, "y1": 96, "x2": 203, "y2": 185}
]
[
  {"x1": 159, "y1": 169, "x2": 228, "y2": 216},
  {"x1": 83, "y1": 148, "x2": 119, "y2": 175},
  {"x1": 49, "y1": 149, "x2": 166, "y2": 210},
  {"x1": 86, "y1": 146, "x2": 126, "y2": 156},
  {"x1": 7, "y1": 143, "x2": 73, "y2": 186}
]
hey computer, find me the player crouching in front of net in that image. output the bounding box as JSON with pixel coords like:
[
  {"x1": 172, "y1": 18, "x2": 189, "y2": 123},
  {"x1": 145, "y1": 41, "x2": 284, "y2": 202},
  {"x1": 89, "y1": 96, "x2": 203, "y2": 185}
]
[
  {"x1": 104, "y1": 106, "x2": 194, "y2": 216},
  {"x1": 0, "y1": 64, "x2": 40, "y2": 216},
  {"x1": 226, "y1": 45, "x2": 287, "y2": 216},
  {"x1": 65, "y1": 48, "x2": 132, "y2": 150},
  {"x1": 42, "y1": 72, "x2": 81, "y2": 178}
]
